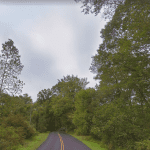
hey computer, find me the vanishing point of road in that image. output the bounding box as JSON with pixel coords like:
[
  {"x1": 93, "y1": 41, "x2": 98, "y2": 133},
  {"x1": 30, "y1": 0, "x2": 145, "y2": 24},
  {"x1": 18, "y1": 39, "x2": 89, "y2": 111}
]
[{"x1": 36, "y1": 131, "x2": 92, "y2": 150}]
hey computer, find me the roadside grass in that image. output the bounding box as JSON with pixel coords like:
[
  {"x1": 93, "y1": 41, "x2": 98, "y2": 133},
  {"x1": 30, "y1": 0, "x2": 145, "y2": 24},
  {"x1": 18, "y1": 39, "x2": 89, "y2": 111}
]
[
  {"x1": 67, "y1": 130, "x2": 107, "y2": 150},
  {"x1": 16, "y1": 131, "x2": 50, "y2": 150}
]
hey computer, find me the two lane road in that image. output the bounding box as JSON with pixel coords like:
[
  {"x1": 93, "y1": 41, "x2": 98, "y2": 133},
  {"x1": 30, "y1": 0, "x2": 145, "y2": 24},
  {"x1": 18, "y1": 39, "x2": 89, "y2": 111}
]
[{"x1": 36, "y1": 131, "x2": 92, "y2": 150}]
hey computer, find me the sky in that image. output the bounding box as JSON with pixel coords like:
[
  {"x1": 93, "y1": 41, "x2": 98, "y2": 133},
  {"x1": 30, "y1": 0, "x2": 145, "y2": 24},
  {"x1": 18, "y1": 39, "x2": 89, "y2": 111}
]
[{"x1": 0, "y1": 0, "x2": 110, "y2": 103}]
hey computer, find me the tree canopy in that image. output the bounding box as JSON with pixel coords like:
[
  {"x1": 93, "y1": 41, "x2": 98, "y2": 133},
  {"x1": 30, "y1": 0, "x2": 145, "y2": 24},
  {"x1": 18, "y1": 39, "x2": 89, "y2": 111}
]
[
  {"x1": 74, "y1": 0, "x2": 150, "y2": 20},
  {"x1": 0, "y1": 39, "x2": 25, "y2": 96}
]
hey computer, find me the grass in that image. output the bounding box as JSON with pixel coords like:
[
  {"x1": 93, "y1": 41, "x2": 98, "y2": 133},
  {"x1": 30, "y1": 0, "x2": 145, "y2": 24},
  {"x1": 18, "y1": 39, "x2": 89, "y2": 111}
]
[
  {"x1": 67, "y1": 130, "x2": 107, "y2": 150},
  {"x1": 16, "y1": 131, "x2": 50, "y2": 150},
  {"x1": 16, "y1": 130, "x2": 107, "y2": 150}
]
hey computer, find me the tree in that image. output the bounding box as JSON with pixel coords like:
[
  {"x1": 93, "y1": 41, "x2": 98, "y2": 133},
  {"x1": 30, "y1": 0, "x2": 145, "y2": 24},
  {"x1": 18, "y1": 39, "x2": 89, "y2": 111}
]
[
  {"x1": 0, "y1": 92, "x2": 13, "y2": 118},
  {"x1": 0, "y1": 113, "x2": 37, "y2": 149},
  {"x1": 0, "y1": 39, "x2": 25, "y2": 97},
  {"x1": 14, "y1": 94, "x2": 33, "y2": 125},
  {"x1": 49, "y1": 75, "x2": 90, "y2": 131},
  {"x1": 42, "y1": 100, "x2": 56, "y2": 132},
  {"x1": 51, "y1": 75, "x2": 89, "y2": 100},
  {"x1": 18, "y1": 93, "x2": 32, "y2": 104},
  {"x1": 30, "y1": 96, "x2": 60, "y2": 132},
  {"x1": 74, "y1": 0, "x2": 150, "y2": 21},
  {"x1": 89, "y1": 1, "x2": 150, "y2": 107},
  {"x1": 72, "y1": 88, "x2": 96, "y2": 135},
  {"x1": 50, "y1": 74, "x2": 90, "y2": 116},
  {"x1": 0, "y1": 92, "x2": 33, "y2": 120},
  {"x1": 90, "y1": 100, "x2": 150, "y2": 149},
  {"x1": 88, "y1": 1, "x2": 150, "y2": 149},
  {"x1": 36, "y1": 88, "x2": 52, "y2": 105}
]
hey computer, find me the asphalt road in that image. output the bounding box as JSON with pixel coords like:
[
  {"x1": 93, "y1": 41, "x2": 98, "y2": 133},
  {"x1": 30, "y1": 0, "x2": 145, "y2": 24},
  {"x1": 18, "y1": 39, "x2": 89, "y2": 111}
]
[{"x1": 36, "y1": 131, "x2": 92, "y2": 150}]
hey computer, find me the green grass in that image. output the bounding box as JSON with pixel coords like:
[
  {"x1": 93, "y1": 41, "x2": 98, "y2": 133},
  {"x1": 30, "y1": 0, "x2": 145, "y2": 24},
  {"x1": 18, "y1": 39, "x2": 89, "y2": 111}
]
[
  {"x1": 16, "y1": 131, "x2": 50, "y2": 150},
  {"x1": 67, "y1": 131, "x2": 107, "y2": 150},
  {"x1": 16, "y1": 130, "x2": 107, "y2": 150}
]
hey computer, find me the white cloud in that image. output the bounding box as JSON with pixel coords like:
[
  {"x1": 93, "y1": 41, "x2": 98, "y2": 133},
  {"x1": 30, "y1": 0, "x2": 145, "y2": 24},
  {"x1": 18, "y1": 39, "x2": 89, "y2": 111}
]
[{"x1": 27, "y1": 10, "x2": 79, "y2": 75}]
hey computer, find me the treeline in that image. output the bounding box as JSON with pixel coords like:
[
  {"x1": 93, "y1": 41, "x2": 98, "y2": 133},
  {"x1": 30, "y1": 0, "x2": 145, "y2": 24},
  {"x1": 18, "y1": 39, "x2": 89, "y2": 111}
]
[{"x1": 0, "y1": 0, "x2": 150, "y2": 149}]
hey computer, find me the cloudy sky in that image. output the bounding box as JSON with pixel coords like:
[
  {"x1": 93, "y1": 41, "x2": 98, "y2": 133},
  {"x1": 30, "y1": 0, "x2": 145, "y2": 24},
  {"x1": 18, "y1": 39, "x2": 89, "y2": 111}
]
[{"x1": 0, "y1": 0, "x2": 110, "y2": 103}]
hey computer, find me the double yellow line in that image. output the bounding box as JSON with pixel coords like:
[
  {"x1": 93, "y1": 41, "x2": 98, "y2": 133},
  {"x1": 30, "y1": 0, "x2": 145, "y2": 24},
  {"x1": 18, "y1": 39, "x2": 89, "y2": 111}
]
[{"x1": 58, "y1": 133, "x2": 64, "y2": 150}]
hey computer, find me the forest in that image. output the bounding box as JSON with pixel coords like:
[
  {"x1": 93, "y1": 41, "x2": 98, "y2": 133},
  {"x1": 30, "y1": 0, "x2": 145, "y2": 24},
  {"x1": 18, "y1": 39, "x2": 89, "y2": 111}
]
[{"x1": 0, "y1": 0, "x2": 150, "y2": 149}]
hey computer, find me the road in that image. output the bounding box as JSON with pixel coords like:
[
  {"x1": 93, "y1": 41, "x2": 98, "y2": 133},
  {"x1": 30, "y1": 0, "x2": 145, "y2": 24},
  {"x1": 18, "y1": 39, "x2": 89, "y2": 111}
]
[{"x1": 36, "y1": 131, "x2": 92, "y2": 150}]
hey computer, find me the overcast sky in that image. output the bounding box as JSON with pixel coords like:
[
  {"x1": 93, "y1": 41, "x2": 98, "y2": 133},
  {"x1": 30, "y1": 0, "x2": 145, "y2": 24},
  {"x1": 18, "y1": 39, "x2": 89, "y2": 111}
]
[{"x1": 0, "y1": 1, "x2": 111, "y2": 103}]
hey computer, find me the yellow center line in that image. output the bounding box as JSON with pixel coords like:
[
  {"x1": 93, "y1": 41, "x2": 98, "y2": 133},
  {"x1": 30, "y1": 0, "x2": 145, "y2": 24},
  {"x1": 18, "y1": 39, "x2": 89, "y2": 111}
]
[{"x1": 58, "y1": 133, "x2": 64, "y2": 150}]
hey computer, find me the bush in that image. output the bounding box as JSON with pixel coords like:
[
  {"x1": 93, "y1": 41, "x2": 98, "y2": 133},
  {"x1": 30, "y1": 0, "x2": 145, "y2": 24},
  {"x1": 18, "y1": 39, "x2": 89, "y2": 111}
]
[
  {"x1": 0, "y1": 126, "x2": 21, "y2": 150},
  {"x1": 135, "y1": 137, "x2": 150, "y2": 150},
  {"x1": 1, "y1": 113, "x2": 37, "y2": 139},
  {"x1": 91, "y1": 100, "x2": 150, "y2": 150},
  {"x1": 90, "y1": 126, "x2": 102, "y2": 140}
]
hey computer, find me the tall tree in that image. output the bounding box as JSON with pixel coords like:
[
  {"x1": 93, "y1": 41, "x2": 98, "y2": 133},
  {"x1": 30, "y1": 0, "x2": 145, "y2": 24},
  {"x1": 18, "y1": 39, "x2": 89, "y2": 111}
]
[
  {"x1": 89, "y1": 1, "x2": 150, "y2": 107},
  {"x1": 19, "y1": 93, "x2": 32, "y2": 104},
  {"x1": 0, "y1": 39, "x2": 25, "y2": 97},
  {"x1": 74, "y1": 0, "x2": 150, "y2": 21},
  {"x1": 0, "y1": 92, "x2": 13, "y2": 118},
  {"x1": 49, "y1": 75, "x2": 89, "y2": 131},
  {"x1": 72, "y1": 88, "x2": 96, "y2": 135},
  {"x1": 88, "y1": 1, "x2": 150, "y2": 149},
  {"x1": 36, "y1": 88, "x2": 52, "y2": 105},
  {"x1": 74, "y1": 0, "x2": 150, "y2": 109},
  {"x1": 51, "y1": 75, "x2": 89, "y2": 100}
]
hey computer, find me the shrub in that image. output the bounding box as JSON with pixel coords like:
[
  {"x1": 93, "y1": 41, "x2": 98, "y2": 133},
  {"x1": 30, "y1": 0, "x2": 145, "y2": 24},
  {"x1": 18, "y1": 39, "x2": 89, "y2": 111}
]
[
  {"x1": 91, "y1": 100, "x2": 150, "y2": 150},
  {"x1": 1, "y1": 113, "x2": 37, "y2": 139},
  {"x1": 135, "y1": 137, "x2": 150, "y2": 150},
  {"x1": 0, "y1": 126, "x2": 21, "y2": 150}
]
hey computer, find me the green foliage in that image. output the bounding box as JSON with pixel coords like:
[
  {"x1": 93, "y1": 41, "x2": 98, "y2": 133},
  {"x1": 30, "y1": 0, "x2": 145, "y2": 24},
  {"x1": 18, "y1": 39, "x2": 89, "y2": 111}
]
[
  {"x1": 0, "y1": 92, "x2": 33, "y2": 123},
  {"x1": 91, "y1": 99, "x2": 150, "y2": 150},
  {"x1": 0, "y1": 113, "x2": 38, "y2": 150},
  {"x1": 37, "y1": 88, "x2": 52, "y2": 105},
  {"x1": 74, "y1": 0, "x2": 150, "y2": 21},
  {"x1": 42, "y1": 100, "x2": 56, "y2": 132},
  {"x1": 88, "y1": 1, "x2": 150, "y2": 149},
  {"x1": 0, "y1": 126, "x2": 21, "y2": 150},
  {"x1": 51, "y1": 74, "x2": 89, "y2": 99},
  {"x1": 31, "y1": 100, "x2": 57, "y2": 133},
  {"x1": 1, "y1": 113, "x2": 36, "y2": 140},
  {"x1": 46, "y1": 75, "x2": 90, "y2": 132},
  {"x1": 0, "y1": 92, "x2": 14, "y2": 117},
  {"x1": 11, "y1": 95, "x2": 32, "y2": 123},
  {"x1": 73, "y1": 88, "x2": 96, "y2": 135},
  {"x1": 49, "y1": 94, "x2": 75, "y2": 131},
  {"x1": 18, "y1": 93, "x2": 32, "y2": 105},
  {"x1": 135, "y1": 138, "x2": 150, "y2": 150},
  {"x1": 0, "y1": 39, "x2": 25, "y2": 96},
  {"x1": 50, "y1": 94, "x2": 73, "y2": 117},
  {"x1": 37, "y1": 115, "x2": 47, "y2": 133}
]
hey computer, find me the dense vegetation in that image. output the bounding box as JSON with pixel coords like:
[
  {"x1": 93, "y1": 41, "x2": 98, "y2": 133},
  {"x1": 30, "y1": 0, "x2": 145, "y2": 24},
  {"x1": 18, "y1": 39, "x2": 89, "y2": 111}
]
[{"x1": 0, "y1": 0, "x2": 150, "y2": 149}]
